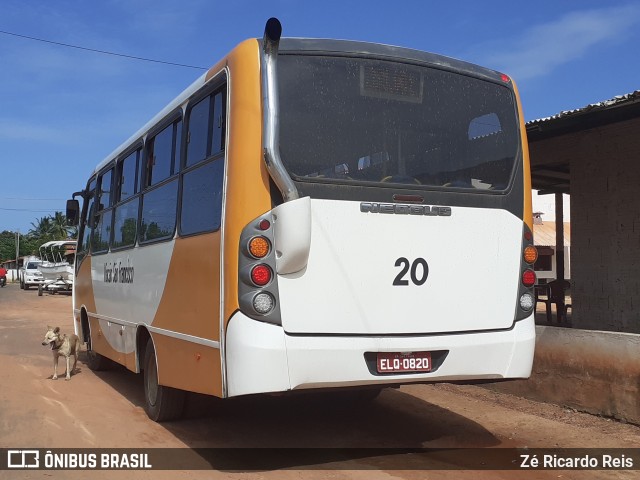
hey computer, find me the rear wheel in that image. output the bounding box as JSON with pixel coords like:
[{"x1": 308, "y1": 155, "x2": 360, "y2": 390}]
[
  {"x1": 85, "y1": 322, "x2": 111, "y2": 371},
  {"x1": 143, "y1": 338, "x2": 185, "y2": 422},
  {"x1": 86, "y1": 349, "x2": 111, "y2": 371}
]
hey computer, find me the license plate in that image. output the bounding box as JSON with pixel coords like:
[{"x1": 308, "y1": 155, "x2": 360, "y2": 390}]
[{"x1": 377, "y1": 351, "x2": 432, "y2": 373}]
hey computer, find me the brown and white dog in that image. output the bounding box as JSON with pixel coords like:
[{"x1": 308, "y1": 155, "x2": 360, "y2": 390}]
[{"x1": 41, "y1": 326, "x2": 81, "y2": 381}]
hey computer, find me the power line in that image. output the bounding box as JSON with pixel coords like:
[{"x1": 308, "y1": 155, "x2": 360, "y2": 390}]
[
  {"x1": 0, "y1": 207, "x2": 59, "y2": 212},
  {"x1": 0, "y1": 196, "x2": 66, "y2": 201},
  {"x1": 0, "y1": 29, "x2": 208, "y2": 70}
]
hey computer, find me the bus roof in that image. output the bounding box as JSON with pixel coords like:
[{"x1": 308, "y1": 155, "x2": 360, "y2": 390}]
[{"x1": 277, "y1": 38, "x2": 508, "y2": 84}]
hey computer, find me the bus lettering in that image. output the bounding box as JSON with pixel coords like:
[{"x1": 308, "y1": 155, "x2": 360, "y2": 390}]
[
  {"x1": 360, "y1": 202, "x2": 452, "y2": 216},
  {"x1": 103, "y1": 262, "x2": 134, "y2": 284}
]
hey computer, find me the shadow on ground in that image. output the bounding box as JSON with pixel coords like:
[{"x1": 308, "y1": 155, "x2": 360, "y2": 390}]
[{"x1": 83, "y1": 352, "x2": 501, "y2": 470}]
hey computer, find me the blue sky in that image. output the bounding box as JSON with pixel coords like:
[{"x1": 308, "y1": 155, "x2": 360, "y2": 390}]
[{"x1": 1, "y1": 0, "x2": 638, "y2": 234}]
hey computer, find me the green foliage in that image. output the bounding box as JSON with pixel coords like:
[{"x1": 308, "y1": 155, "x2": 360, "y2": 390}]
[{"x1": 0, "y1": 212, "x2": 76, "y2": 262}]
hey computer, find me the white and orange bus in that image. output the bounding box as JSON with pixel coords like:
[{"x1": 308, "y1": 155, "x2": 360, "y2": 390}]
[{"x1": 67, "y1": 18, "x2": 537, "y2": 421}]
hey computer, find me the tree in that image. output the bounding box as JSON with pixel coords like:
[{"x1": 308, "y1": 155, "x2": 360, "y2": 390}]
[
  {"x1": 51, "y1": 211, "x2": 77, "y2": 239},
  {"x1": 28, "y1": 212, "x2": 75, "y2": 244},
  {"x1": 29, "y1": 216, "x2": 54, "y2": 243},
  {"x1": 0, "y1": 231, "x2": 39, "y2": 262},
  {"x1": 0, "y1": 231, "x2": 17, "y2": 262},
  {"x1": 0, "y1": 213, "x2": 77, "y2": 262}
]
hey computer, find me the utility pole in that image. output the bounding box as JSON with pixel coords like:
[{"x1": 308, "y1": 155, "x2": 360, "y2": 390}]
[{"x1": 15, "y1": 230, "x2": 20, "y2": 283}]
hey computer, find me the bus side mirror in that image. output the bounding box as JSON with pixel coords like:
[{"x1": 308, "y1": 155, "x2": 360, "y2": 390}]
[{"x1": 66, "y1": 199, "x2": 80, "y2": 226}]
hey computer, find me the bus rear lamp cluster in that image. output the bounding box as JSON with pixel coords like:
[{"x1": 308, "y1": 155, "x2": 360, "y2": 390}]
[
  {"x1": 238, "y1": 215, "x2": 281, "y2": 323},
  {"x1": 515, "y1": 226, "x2": 537, "y2": 320}
]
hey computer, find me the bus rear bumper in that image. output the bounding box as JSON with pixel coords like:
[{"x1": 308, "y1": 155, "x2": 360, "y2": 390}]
[{"x1": 225, "y1": 313, "x2": 535, "y2": 397}]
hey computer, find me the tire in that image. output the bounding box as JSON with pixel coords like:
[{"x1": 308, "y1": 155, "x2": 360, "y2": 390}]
[
  {"x1": 143, "y1": 338, "x2": 185, "y2": 422},
  {"x1": 20, "y1": 280, "x2": 24, "y2": 289},
  {"x1": 85, "y1": 324, "x2": 111, "y2": 371},
  {"x1": 86, "y1": 349, "x2": 111, "y2": 371}
]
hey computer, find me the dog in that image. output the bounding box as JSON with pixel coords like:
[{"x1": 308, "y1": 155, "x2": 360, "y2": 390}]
[{"x1": 41, "y1": 326, "x2": 81, "y2": 381}]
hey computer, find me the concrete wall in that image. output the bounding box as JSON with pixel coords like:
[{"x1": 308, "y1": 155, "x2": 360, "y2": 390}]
[
  {"x1": 487, "y1": 326, "x2": 640, "y2": 425},
  {"x1": 529, "y1": 117, "x2": 640, "y2": 333}
]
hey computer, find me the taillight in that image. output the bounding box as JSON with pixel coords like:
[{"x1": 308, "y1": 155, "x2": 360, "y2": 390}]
[
  {"x1": 522, "y1": 269, "x2": 536, "y2": 287},
  {"x1": 253, "y1": 292, "x2": 275, "y2": 314},
  {"x1": 516, "y1": 224, "x2": 536, "y2": 321},
  {"x1": 239, "y1": 214, "x2": 281, "y2": 324},
  {"x1": 248, "y1": 236, "x2": 270, "y2": 258},
  {"x1": 523, "y1": 245, "x2": 538, "y2": 264},
  {"x1": 251, "y1": 265, "x2": 272, "y2": 286}
]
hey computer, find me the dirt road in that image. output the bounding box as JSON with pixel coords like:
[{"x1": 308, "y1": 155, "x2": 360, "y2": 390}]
[{"x1": 1, "y1": 282, "x2": 639, "y2": 480}]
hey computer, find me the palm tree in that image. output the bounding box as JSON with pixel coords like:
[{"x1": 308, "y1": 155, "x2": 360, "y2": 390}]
[
  {"x1": 28, "y1": 213, "x2": 76, "y2": 247},
  {"x1": 50, "y1": 211, "x2": 76, "y2": 239},
  {"x1": 29, "y1": 216, "x2": 54, "y2": 242}
]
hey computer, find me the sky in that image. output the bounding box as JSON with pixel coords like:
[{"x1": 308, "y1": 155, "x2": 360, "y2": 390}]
[{"x1": 1, "y1": 0, "x2": 638, "y2": 234}]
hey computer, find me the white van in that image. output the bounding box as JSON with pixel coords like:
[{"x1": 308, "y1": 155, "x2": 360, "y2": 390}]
[{"x1": 20, "y1": 257, "x2": 44, "y2": 290}]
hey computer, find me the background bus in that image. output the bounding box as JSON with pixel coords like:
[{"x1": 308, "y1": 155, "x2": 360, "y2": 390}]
[{"x1": 67, "y1": 18, "x2": 536, "y2": 421}]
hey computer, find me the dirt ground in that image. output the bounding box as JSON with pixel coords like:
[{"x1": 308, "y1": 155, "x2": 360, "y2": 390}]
[{"x1": 1, "y1": 282, "x2": 639, "y2": 480}]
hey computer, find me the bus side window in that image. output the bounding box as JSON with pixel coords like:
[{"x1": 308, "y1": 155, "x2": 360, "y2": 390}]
[
  {"x1": 212, "y1": 91, "x2": 225, "y2": 154},
  {"x1": 180, "y1": 159, "x2": 224, "y2": 235},
  {"x1": 186, "y1": 96, "x2": 210, "y2": 167},
  {"x1": 78, "y1": 178, "x2": 96, "y2": 257},
  {"x1": 98, "y1": 167, "x2": 113, "y2": 211},
  {"x1": 185, "y1": 87, "x2": 226, "y2": 168},
  {"x1": 140, "y1": 180, "x2": 178, "y2": 242},
  {"x1": 145, "y1": 119, "x2": 181, "y2": 187},
  {"x1": 110, "y1": 149, "x2": 142, "y2": 250},
  {"x1": 92, "y1": 168, "x2": 114, "y2": 254},
  {"x1": 139, "y1": 117, "x2": 181, "y2": 244},
  {"x1": 112, "y1": 198, "x2": 139, "y2": 249},
  {"x1": 117, "y1": 149, "x2": 140, "y2": 201}
]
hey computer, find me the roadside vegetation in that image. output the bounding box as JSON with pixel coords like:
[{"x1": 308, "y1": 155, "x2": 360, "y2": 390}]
[{"x1": 0, "y1": 212, "x2": 76, "y2": 262}]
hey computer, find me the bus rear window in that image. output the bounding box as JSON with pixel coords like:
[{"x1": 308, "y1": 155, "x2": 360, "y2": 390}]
[{"x1": 278, "y1": 55, "x2": 519, "y2": 191}]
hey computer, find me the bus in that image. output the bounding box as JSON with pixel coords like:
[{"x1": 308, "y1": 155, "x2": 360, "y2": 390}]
[{"x1": 67, "y1": 18, "x2": 537, "y2": 422}]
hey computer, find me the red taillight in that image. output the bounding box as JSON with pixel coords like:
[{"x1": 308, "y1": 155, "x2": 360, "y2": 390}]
[
  {"x1": 522, "y1": 269, "x2": 536, "y2": 287},
  {"x1": 500, "y1": 73, "x2": 510, "y2": 83},
  {"x1": 251, "y1": 265, "x2": 272, "y2": 286}
]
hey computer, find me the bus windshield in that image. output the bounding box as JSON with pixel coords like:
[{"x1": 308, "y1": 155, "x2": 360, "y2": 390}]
[{"x1": 278, "y1": 55, "x2": 520, "y2": 191}]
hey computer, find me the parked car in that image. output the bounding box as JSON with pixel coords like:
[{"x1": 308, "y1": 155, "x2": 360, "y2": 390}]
[{"x1": 19, "y1": 256, "x2": 44, "y2": 290}]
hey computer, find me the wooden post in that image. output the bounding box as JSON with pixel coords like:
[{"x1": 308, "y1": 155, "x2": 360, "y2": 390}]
[{"x1": 555, "y1": 193, "x2": 566, "y2": 321}]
